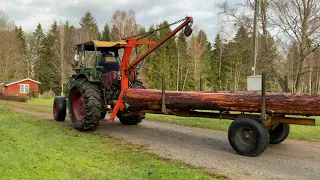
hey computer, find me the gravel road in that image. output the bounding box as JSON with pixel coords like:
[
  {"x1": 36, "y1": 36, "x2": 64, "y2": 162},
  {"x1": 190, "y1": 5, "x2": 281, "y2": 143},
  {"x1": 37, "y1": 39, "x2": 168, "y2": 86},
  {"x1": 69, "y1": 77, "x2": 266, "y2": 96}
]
[{"x1": 8, "y1": 107, "x2": 320, "y2": 180}]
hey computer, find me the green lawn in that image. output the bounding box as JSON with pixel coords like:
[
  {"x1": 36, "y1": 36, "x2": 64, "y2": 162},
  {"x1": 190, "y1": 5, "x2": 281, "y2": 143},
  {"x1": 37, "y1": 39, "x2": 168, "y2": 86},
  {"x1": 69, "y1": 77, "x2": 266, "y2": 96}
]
[
  {"x1": 23, "y1": 98, "x2": 320, "y2": 142},
  {"x1": 289, "y1": 121, "x2": 320, "y2": 141},
  {"x1": 27, "y1": 98, "x2": 54, "y2": 107},
  {"x1": 0, "y1": 107, "x2": 219, "y2": 180}
]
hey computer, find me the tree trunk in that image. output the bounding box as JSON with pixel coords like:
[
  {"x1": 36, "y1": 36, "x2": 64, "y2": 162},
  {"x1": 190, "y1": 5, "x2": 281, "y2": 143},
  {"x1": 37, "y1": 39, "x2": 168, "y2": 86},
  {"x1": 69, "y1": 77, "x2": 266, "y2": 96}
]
[
  {"x1": 182, "y1": 67, "x2": 189, "y2": 91},
  {"x1": 176, "y1": 50, "x2": 180, "y2": 91},
  {"x1": 295, "y1": 0, "x2": 311, "y2": 92},
  {"x1": 309, "y1": 66, "x2": 312, "y2": 94},
  {"x1": 295, "y1": 61, "x2": 303, "y2": 92},
  {"x1": 123, "y1": 89, "x2": 320, "y2": 116},
  {"x1": 218, "y1": 46, "x2": 222, "y2": 90},
  {"x1": 60, "y1": 27, "x2": 65, "y2": 96}
]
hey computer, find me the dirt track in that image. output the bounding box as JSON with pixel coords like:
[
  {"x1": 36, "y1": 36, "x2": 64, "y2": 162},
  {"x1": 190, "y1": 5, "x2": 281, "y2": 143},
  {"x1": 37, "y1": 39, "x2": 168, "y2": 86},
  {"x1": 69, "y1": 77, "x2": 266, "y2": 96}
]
[{"x1": 7, "y1": 107, "x2": 320, "y2": 180}]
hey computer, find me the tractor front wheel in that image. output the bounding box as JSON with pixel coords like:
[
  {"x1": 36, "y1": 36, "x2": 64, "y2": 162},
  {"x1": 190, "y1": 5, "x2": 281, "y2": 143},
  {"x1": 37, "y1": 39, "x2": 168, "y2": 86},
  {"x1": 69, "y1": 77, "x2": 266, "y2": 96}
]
[
  {"x1": 53, "y1": 96, "x2": 66, "y2": 121},
  {"x1": 228, "y1": 117, "x2": 270, "y2": 157},
  {"x1": 118, "y1": 112, "x2": 144, "y2": 125},
  {"x1": 69, "y1": 79, "x2": 104, "y2": 131},
  {"x1": 117, "y1": 79, "x2": 145, "y2": 125}
]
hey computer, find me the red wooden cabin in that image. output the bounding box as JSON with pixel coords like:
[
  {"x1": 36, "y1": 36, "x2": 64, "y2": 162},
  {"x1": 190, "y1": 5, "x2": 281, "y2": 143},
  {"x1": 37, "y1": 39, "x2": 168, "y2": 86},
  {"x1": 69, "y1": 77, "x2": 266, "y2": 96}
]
[{"x1": 0, "y1": 78, "x2": 41, "y2": 97}]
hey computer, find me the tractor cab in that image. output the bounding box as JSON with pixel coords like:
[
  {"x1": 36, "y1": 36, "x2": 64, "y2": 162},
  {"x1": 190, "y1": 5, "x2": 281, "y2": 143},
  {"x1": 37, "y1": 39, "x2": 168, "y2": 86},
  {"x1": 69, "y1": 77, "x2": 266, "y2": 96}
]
[{"x1": 73, "y1": 40, "x2": 127, "y2": 78}]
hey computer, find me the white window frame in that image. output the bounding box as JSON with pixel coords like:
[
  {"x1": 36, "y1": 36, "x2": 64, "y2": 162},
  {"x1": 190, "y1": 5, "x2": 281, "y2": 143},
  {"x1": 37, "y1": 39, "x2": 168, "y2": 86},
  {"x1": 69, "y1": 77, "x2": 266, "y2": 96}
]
[{"x1": 20, "y1": 84, "x2": 29, "y2": 93}]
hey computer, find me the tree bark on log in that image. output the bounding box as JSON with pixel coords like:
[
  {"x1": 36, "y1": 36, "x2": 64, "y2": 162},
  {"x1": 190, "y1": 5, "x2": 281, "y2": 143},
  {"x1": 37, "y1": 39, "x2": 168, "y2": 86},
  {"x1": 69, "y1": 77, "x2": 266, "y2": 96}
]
[{"x1": 123, "y1": 89, "x2": 320, "y2": 116}]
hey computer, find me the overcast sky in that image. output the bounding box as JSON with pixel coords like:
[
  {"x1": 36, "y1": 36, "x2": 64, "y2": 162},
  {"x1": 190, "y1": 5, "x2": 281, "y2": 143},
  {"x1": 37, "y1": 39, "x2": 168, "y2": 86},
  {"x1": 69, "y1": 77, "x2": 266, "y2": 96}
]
[{"x1": 1, "y1": 0, "x2": 243, "y2": 41}]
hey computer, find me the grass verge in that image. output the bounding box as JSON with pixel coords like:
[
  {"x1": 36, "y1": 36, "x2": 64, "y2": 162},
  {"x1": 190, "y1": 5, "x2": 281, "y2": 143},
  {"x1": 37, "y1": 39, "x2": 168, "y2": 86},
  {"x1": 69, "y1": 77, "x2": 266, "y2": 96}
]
[
  {"x1": 0, "y1": 100, "x2": 52, "y2": 114},
  {"x1": 27, "y1": 98, "x2": 54, "y2": 107},
  {"x1": 0, "y1": 107, "x2": 221, "y2": 179}
]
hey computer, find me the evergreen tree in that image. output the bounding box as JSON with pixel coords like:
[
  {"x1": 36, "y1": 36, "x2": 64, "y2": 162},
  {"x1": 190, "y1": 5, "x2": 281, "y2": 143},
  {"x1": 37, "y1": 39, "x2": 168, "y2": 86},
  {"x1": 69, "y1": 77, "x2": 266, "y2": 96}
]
[
  {"x1": 225, "y1": 26, "x2": 252, "y2": 90},
  {"x1": 144, "y1": 25, "x2": 159, "y2": 89},
  {"x1": 203, "y1": 40, "x2": 216, "y2": 90},
  {"x1": 79, "y1": 12, "x2": 100, "y2": 66},
  {"x1": 39, "y1": 21, "x2": 59, "y2": 94},
  {"x1": 206, "y1": 34, "x2": 228, "y2": 90},
  {"x1": 15, "y1": 26, "x2": 26, "y2": 51},
  {"x1": 257, "y1": 33, "x2": 279, "y2": 91},
  {"x1": 80, "y1": 12, "x2": 95, "y2": 27},
  {"x1": 101, "y1": 23, "x2": 110, "y2": 41},
  {"x1": 14, "y1": 26, "x2": 28, "y2": 77},
  {"x1": 80, "y1": 11, "x2": 100, "y2": 40},
  {"x1": 157, "y1": 21, "x2": 178, "y2": 90},
  {"x1": 143, "y1": 22, "x2": 178, "y2": 90},
  {"x1": 176, "y1": 32, "x2": 192, "y2": 91},
  {"x1": 33, "y1": 23, "x2": 45, "y2": 82}
]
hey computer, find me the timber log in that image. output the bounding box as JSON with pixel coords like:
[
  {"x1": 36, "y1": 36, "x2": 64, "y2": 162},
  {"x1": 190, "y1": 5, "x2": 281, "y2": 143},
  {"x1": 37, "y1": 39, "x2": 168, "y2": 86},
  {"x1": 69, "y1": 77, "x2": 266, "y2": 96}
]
[{"x1": 123, "y1": 89, "x2": 320, "y2": 116}]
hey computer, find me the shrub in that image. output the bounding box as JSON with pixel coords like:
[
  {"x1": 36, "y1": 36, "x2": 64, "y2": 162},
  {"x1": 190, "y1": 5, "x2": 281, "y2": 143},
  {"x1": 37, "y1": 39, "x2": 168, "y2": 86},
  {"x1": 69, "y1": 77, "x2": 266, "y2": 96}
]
[
  {"x1": 39, "y1": 90, "x2": 55, "y2": 99},
  {"x1": 28, "y1": 90, "x2": 37, "y2": 98},
  {"x1": 0, "y1": 95, "x2": 28, "y2": 102}
]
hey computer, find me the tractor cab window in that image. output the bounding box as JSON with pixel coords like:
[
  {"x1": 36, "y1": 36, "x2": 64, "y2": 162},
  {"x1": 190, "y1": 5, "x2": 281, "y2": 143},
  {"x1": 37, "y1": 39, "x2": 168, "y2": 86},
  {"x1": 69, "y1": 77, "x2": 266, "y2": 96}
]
[
  {"x1": 74, "y1": 50, "x2": 85, "y2": 67},
  {"x1": 83, "y1": 51, "x2": 96, "y2": 67}
]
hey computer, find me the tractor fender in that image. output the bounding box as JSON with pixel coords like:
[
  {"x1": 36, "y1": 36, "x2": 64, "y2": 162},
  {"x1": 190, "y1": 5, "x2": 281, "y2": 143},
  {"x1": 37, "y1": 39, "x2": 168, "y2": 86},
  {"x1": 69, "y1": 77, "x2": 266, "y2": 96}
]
[
  {"x1": 68, "y1": 74, "x2": 89, "y2": 91},
  {"x1": 75, "y1": 73, "x2": 102, "y2": 83},
  {"x1": 74, "y1": 73, "x2": 89, "y2": 81},
  {"x1": 70, "y1": 73, "x2": 103, "y2": 91}
]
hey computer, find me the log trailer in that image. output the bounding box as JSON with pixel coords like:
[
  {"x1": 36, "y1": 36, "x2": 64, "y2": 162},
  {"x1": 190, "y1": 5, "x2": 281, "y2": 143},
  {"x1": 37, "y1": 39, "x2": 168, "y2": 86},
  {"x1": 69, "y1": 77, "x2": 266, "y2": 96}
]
[{"x1": 53, "y1": 16, "x2": 318, "y2": 157}]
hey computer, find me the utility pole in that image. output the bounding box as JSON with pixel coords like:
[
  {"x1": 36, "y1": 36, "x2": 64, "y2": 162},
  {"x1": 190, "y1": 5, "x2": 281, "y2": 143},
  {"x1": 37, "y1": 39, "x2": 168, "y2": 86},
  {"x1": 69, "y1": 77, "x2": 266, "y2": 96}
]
[{"x1": 252, "y1": 0, "x2": 259, "y2": 75}]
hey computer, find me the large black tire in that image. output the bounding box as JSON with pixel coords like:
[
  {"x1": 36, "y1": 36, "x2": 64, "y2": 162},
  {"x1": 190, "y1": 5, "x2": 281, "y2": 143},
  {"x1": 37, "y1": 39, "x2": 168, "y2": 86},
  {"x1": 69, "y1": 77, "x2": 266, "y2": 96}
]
[
  {"x1": 228, "y1": 117, "x2": 270, "y2": 157},
  {"x1": 118, "y1": 112, "x2": 143, "y2": 125},
  {"x1": 118, "y1": 79, "x2": 145, "y2": 125},
  {"x1": 69, "y1": 79, "x2": 104, "y2": 131},
  {"x1": 101, "y1": 110, "x2": 107, "y2": 119},
  {"x1": 53, "y1": 96, "x2": 66, "y2": 121},
  {"x1": 269, "y1": 123, "x2": 290, "y2": 144}
]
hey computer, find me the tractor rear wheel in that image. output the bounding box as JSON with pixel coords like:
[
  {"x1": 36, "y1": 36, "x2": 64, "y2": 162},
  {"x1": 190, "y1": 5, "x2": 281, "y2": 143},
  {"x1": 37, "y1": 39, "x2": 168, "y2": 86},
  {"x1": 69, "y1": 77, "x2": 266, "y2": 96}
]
[
  {"x1": 228, "y1": 117, "x2": 270, "y2": 157},
  {"x1": 53, "y1": 96, "x2": 66, "y2": 121},
  {"x1": 69, "y1": 79, "x2": 104, "y2": 131},
  {"x1": 269, "y1": 123, "x2": 290, "y2": 144}
]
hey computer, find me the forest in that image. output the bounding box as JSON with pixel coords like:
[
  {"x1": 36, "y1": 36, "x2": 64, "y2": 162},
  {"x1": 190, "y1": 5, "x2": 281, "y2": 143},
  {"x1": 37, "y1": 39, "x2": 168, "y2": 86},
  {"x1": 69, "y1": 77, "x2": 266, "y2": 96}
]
[{"x1": 0, "y1": 0, "x2": 319, "y2": 95}]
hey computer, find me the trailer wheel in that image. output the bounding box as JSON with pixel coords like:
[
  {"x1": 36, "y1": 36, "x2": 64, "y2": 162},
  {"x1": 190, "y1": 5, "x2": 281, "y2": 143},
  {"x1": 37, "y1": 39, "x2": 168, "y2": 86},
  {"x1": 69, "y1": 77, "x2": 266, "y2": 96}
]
[
  {"x1": 269, "y1": 123, "x2": 290, "y2": 144},
  {"x1": 69, "y1": 79, "x2": 104, "y2": 131},
  {"x1": 53, "y1": 96, "x2": 66, "y2": 121},
  {"x1": 228, "y1": 117, "x2": 270, "y2": 157}
]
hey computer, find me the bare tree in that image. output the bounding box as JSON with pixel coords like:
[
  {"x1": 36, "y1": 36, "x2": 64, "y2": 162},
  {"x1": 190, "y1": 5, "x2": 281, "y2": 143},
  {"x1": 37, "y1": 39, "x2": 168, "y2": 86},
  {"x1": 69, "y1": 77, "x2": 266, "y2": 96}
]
[
  {"x1": 0, "y1": 10, "x2": 24, "y2": 83},
  {"x1": 54, "y1": 22, "x2": 74, "y2": 95},
  {"x1": 110, "y1": 9, "x2": 140, "y2": 41},
  {"x1": 25, "y1": 33, "x2": 36, "y2": 78},
  {"x1": 189, "y1": 29, "x2": 206, "y2": 85},
  {"x1": 0, "y1": 10, "x2": 15, "y2": 31},
  {"x1": 270, "y1": 0, "x2": 320, "y2": 92}
]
